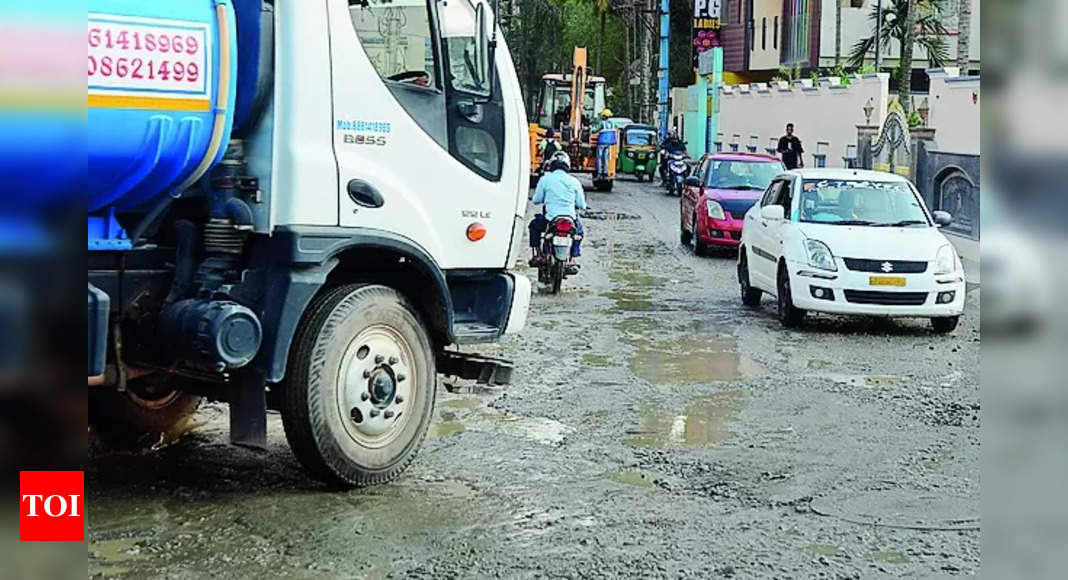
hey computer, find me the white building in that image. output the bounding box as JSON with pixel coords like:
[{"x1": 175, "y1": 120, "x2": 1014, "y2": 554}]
[{"x1": 819, "y1": 0, "x2": 980, "y2": 72}]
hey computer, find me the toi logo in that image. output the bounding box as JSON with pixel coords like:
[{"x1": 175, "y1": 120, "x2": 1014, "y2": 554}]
[{"x1": 19, "y1": 471, "x2": 85, "y2": 541}]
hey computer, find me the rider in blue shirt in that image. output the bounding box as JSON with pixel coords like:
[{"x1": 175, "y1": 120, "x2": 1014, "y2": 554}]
[{"x1": 529, "y1": 152, "x2": 586, "y2": 271}]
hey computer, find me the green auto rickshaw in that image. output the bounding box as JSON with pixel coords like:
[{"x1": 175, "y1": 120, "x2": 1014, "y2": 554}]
[{"x1": 617, "y1": 124, "x2": 659, "y2": 182}]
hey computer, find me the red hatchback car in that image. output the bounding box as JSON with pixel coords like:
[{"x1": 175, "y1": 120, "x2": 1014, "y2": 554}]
[{"x1": 679, "y1": 152, "x2": 784, "y2": 255}]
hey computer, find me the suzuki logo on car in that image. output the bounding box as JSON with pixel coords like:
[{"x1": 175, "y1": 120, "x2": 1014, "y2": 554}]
[{"x1": 880, "y1": 261, "x2": 894, "y2": 273}]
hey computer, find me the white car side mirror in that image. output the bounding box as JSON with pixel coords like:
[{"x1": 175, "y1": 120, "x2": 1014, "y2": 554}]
[
  {"x1": 760, "y1": 205, "x2": 785, "y2": 221},
  {"x1": 932, "y1": 210, "x2": 952, "y2": 227}
]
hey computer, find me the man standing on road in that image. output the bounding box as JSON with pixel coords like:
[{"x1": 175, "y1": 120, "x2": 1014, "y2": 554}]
[{"x1": 777, "y1": 123, "x2": 805, "y2": 170}]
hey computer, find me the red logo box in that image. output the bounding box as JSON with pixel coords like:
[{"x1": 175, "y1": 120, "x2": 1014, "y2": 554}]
[{"x1": 19, "y1": 471, "x2": 85, "y2": 541}]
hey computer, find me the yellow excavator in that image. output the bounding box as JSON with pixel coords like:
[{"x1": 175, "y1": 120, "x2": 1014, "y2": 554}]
[{"x1": 529, "y1": 47, "x2": 617, "y2": 191}]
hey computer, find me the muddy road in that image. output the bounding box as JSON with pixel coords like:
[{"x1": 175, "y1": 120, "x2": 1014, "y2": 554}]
[{"x1": 88, "y1": 177, "x2": 980, "y2": 579}]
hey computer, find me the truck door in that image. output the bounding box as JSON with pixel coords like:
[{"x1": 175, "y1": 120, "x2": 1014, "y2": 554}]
[{"x1": 329, "y1": 0, "x2": 516, "y2": 269}]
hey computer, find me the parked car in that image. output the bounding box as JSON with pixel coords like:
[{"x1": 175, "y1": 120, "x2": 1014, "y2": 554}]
[
  {"x1": 737, "y1": 169, "x2": 966, "y2": 333},
  {"x1": 679, "y1": 153, "x2": 784, "y2": 255}
]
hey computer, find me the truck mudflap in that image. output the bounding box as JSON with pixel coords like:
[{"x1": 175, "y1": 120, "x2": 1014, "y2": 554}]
[
  {"x1": 438, "y1": 351, "x2": 515, "y2": 386},
  {"x1": 88, "y1": 283, "x2": 109, "y2": 378}
]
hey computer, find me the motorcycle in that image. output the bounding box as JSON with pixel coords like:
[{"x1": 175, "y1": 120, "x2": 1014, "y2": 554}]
[
  {"x1": 665, "y1": 151, "x2": 691, "y2": 196},
  {"x1": 537, "y1": 217, "x2": 580, "y2": 294}
]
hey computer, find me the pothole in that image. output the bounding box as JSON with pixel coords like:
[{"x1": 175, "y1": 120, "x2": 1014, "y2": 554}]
[
  {"x1": 810, "y1": 490, "x2": 979, "y2": 531},
  {"x1": 627, "y1": 336, "x2": 765, "y2": 384},
  {"x1": 625, "y1": 390, "x2": 748, "y2": 448},
  {"x1": 604, "y1": 469, "x2": 664, "y2": 488},
  {"x1": 580, "y1": 210, "x2": 641, "y2": 221},
  {"x1": 428, "y1": 396, "x2": 571, "y2": 446},
  {"x1": 823, "y1": 373, "x2": 906, "y2": 388}
]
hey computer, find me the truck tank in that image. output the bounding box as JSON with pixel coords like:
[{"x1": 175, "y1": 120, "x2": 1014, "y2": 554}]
[{"x1": 88, "y1": 0, "x2": 238, "y2": 249}]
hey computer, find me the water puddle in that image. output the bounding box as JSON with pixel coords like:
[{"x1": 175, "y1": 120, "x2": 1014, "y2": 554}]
[
  {"x1": 625, "y1": 390, "x2": 748, "y2": 448},
  {"x1": 627, "y1": 337, "x2": 765, "y2": 385},
  {"x1": 604, "y1": 291, "x2": 657, "y2": 313},
  {"x1": 604, "y1": 469, "x2": 663, "y2": 488},
  {"x1": 581, "y1": 353, "x2": 613, "y2": 367},
  {"x1": 800, "y1": 544, "x2": 841, "y2": 557},
  {"x1": 428, "y1": 396, "x2": 571, "y2": 446},
  {"x1": 601, "y1": 265, "x2": 665, "y2": 313},
  {"x1": 868, "y1": 550, "x2": 909, "y2": 564},
  {"x1": 427, "y1": 421, "x2": 466, "y2": 438},
  {"x1": 498, "y1": 415, "x2": 571, "y2": 446},
  {"x1": 614, "y1": 316, "x2": 658, "y2": 335},
  {"x1": 89, "y1": 537, "x2": 143, "y2": 576}
]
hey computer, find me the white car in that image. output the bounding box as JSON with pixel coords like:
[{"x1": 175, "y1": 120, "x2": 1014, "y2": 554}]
[{"x1": 737, "y1": 169, "x2": 966, "y2": 333}]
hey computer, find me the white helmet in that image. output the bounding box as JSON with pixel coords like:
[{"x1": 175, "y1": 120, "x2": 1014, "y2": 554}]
[{"x1": 549, "y1": 151, "x2": 571, "y2": 171}]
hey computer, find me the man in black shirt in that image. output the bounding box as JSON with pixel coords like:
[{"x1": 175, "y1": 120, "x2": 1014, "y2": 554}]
[{"x1": 777, "y1": 123, "x2": 804, "y2": 170}]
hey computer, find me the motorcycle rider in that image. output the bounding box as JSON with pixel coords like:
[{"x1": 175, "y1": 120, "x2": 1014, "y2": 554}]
[
  {"x1": 659, "y1": 131, "x2": 685, "y2": 186},
  {"x1": 538, "y1": 128, "x2": 562, "y2": 171},
  {"x1": 529, "y1": 151, "x2": 586, "y2": 275}
]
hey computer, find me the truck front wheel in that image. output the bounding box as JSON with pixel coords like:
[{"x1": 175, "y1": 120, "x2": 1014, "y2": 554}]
[{"x1": 281, "y1": 284, "x2": 436, "y2": 488}]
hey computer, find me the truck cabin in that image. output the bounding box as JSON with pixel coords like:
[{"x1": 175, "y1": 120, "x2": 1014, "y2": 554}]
[{"x1": 533, "y1": 74, "x2": 606, "y2": 142}]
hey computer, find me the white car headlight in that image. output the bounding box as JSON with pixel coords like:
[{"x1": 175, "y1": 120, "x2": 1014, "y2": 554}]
[
  {"x1": 706, "y1": 199, "x2": 725, "y2": 220},
  {"x1": 934, "y1": 244, "x2": 958, "y2": 275},
  {"x1": 805, "y1": 239, "x2": 837, "y2": 272}
]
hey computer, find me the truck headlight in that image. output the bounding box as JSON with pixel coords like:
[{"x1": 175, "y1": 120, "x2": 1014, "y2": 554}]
[
  {"x1": 805, "y1": 239, "x2": 837, "y2": 272},
  {"x1": 934, "y1": 244, "x2": 958, "y2": 275},
  {"x1": 706, "y1": 199, "x2": 725, "y2": 220}
]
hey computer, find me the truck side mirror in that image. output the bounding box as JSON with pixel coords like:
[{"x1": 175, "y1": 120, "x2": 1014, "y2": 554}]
[
  {"x1": 442, "y1": 0, "x2": 496, "y2": 101},
  {"x1": 472, "y1": 1, "x2": 497, "y2": 102},
  {"x1": 475, "y1": 4, "x2": 489, "y2": 87}
]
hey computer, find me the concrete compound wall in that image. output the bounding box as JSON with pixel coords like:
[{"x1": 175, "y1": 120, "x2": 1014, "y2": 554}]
[
  {"x1": 718, "y1": 73, "x2": 890, "y2": 167},
  {"x1": 925, "y1": 67, "x2": 980, "y2": 156},
  {"x1": 669, "y1": 87, "x2": 689, "y2": 138}
]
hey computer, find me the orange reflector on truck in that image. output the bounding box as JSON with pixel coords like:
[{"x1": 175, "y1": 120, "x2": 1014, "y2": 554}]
[{"x1": 466, "y1": 223, "x2": 487, "y2": 241}]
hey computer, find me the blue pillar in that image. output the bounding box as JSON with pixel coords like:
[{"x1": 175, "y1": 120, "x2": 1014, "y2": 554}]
[
  {"x1": 703, "y1": 48, "x2": 723, "y2": 156},
  {"x1": 657, "y1": 0, "x2": 670, "y2": 140}
]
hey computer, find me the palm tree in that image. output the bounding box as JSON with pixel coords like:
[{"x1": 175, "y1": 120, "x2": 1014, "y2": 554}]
[
  {"x1": 835, "y1": 0, "x2": 843, "y2": 67},
  {"x1": 848, "y1": 0, "x2": 951, "y2": 111},
  {"x1": 595, "y1": 0, "x2": 610, "y2": 74},
  {"x1": 956, "y1": 0, "x2": 971, "y2": 73}
]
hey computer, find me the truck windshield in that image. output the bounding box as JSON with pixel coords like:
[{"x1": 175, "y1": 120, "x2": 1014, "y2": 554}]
[
  {"x1": 349, "y1": 1, "x2": 435, "y2": 86},
  {"x1": 538, "y1": 82, "x2": 604, "y2": 131},
  {"x1": 707, "y1": 160, "x2": 782, "y2": 190},
  {"x1": 799, "y1": 179, "x2": 930, "y2": 226}
]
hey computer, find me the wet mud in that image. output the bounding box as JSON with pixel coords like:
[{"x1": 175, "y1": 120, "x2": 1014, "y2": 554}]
[{"x1": 89, "y1": 178, "x2": 980, "y2": 578}]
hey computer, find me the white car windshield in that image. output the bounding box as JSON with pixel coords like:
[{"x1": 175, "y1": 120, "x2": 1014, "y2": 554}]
[
  {"x1": 708, "y1": 160, "x2": 782, "y2": 190},
  {"x1": 798, "y1": 179, "x2": 929, "y2": 227}
]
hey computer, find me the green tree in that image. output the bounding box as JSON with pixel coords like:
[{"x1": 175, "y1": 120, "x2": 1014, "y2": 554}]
[{"x1": 848, "y1": 0, "x2": 951, "y2": 111}]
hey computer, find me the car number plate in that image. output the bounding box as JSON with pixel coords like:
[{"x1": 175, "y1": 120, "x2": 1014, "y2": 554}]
[
  {"x1": 869, "y1": 276, "x2": 906, "y2": 287},
  {"x1": 552, "y1": 236, "x2": 571, "y2": 246}
]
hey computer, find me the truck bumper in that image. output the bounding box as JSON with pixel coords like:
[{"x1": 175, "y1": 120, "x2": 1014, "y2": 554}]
[{"x1": 504, "y1": 273, "x2": 531, "y2": 334}]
